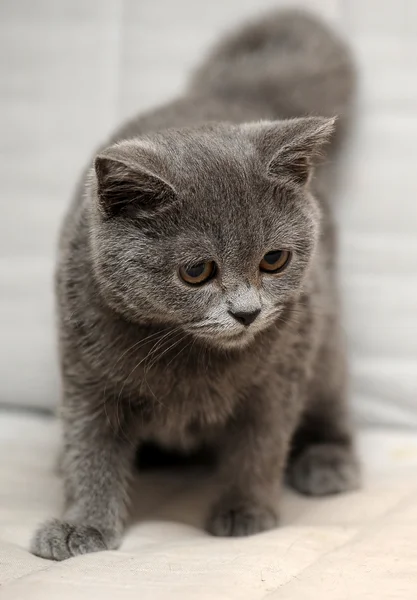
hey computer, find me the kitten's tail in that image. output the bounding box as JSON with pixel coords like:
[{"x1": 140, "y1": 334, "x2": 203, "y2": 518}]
[{"x1": 190, "y1": 10, "x2": 355, "y2": 127}]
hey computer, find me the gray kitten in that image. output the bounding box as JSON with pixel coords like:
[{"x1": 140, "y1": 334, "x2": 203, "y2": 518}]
[{"x1": 32, "y1": 9, "x2": 359, "y2": 560}]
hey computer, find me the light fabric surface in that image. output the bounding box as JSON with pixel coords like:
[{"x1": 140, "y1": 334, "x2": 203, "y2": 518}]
[
  {"x1": 1, "y1": 413, "x2": 417, "y2": 598},
  {"x1": 0, "y1": 4, "x2": 416, "y2": 413}
]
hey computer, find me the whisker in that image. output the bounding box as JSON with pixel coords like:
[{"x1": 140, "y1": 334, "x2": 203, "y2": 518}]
[
  {"x1": 101, "y1": 325, "x2": 175, "y2": 435},
  {"x1": 142, "y1": 332, "x2": 187, "y2": 414},
  {"x1": 165, "y1": 336, "x2": 193, "y2": 370},
  {"x1": 110, "y1": 326, "x2": 184, "y2": 436},
  {"x1": 143, "y1": 328, "x2": 185, "y2": 378}
]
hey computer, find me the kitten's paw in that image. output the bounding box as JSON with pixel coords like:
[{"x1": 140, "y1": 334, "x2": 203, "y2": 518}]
[
  {"x1": 288, "y1": 443, "x2": 360, "y2": 496},
  {"x1": 31, "y1": 519, "x2": 108, "y2": 561},
  {"x1": 207, "y1": 498, "x2": 278, "y2": 537}
]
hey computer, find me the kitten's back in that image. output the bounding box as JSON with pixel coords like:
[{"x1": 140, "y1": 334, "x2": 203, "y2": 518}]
[{"x1": 191, "y1": 10, "x2": 355, "y2": 125}]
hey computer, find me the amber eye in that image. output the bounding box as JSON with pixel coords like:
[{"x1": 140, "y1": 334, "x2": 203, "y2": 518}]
[
  {"x1": 260, "y1": 250, "x2": 291, "y2": 274},
  {"x1": 179, "y1": 261, "x2": 216, "y2": 285}
]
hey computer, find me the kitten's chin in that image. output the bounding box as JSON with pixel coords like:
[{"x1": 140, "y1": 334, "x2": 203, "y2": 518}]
[
  {"x1": 192, "y1": 330, "x2": 256, "y2": 351},
  {"x1": 187, "y1": 317, "x2": 280, "y2": 350}
]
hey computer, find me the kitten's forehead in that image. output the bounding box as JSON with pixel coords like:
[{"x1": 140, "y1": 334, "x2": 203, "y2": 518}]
[
  {"x1": 137, "y1": 124, "x2": 318, "y2": 258},
  {"x1": 147, "y1": 125, "x2": 259, "y2": 186},
  {"x1": 144, "y1": 125, "x2": 273, "y2": 227},
  {"x1": 167, "y1": 130, "x2": 271, "y2": 242}
]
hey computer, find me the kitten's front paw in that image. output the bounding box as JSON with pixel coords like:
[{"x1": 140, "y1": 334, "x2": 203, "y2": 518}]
[
  {"x1": 31, "y1": 519, "x2": 109, "y2": 561},
  {"x1": 288, "y1": 443, "x2": 360, "y2": 496},
  {"x1": 207, "y1": 497, "x2": 278, "y2": 537}
]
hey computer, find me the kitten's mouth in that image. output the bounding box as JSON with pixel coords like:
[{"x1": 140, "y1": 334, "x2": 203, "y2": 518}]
[
  {"x1": 185, "y1": 312, "x2": 280, "y2": 348},
  {"x1": 188, "y1": 327, "x2": 255, "y2": 349}
]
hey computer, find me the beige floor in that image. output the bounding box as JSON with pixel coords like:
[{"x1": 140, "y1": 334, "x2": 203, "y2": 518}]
[{"x1": 1, "y1": 413, "x2": 417, "y2": 598}]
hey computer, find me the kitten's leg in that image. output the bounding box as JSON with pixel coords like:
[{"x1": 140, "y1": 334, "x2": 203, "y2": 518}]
[
  {"x1": 31, "y1": 388, "x2": 135, "y2": 561},
  {"x1": 287, "y1": 332, "x2": 360, "y2": 496},
  {"x1": 206, "y1": 392, "x2": 294, "y2": 537}
]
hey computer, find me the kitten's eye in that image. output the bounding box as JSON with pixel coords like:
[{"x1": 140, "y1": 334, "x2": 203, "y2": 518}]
[
  {"x1": 179, "y1": 261, "x2": 216, "y2": 285},
  {"x1": 260, "y1": 250, "x2": 291, "y2": 274}
]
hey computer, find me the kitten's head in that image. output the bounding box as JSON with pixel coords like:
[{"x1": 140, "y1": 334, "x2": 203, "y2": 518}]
[{"x1": 89, "y1": 117, "x2": 334, "y2": 349}]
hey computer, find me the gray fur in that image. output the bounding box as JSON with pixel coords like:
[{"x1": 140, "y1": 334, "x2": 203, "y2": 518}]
[
  {"x1": 288, "y1": 444, "x2": 360, "y2": 497},
  {"x1": 31, "y1": 9, "x2": 359, "y2": 560}
]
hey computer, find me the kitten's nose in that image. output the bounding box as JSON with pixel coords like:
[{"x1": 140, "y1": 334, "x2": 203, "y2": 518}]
[{"x1": 228, "y1": 308, "x2": 261, "y2": 327}]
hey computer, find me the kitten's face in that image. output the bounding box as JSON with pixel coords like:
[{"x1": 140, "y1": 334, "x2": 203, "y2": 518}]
[{"x1": 90, "y1": 120, "x2": 330, "y2": 349}]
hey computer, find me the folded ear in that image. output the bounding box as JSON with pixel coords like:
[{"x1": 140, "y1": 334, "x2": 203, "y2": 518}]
[
  {"x1": 245, "y1": 117, "x2": 336, "y2": 186},
  {"x1": 94, "y1": 141, "x2": 177, "y2": 218}
]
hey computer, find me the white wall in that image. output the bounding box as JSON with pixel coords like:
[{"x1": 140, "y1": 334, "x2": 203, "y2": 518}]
[{"x1": 0, "y1": 0, "x2": 416, "y2": 425}]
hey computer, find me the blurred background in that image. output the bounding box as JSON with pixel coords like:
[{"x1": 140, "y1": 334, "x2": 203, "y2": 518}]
[{"x1": 0, "y1": 0, "x2": 416, "y2": 427}]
